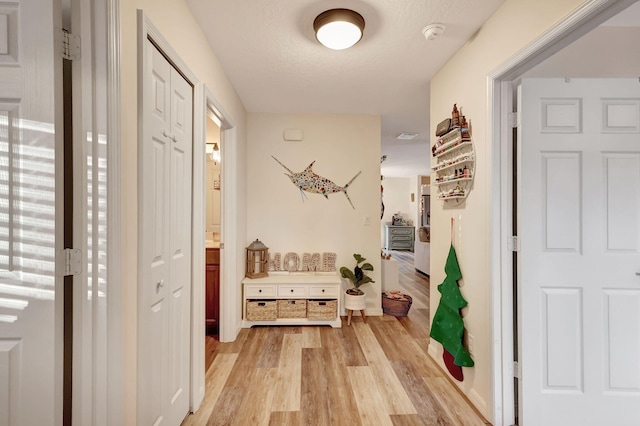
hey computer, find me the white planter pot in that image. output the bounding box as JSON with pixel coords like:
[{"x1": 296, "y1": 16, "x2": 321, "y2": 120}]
[{"x1": 344, "y1": 291, "x2": 367, "y2": 311}]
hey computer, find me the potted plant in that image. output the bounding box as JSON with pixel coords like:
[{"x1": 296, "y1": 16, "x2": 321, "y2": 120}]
[{"x1": 340, "y1": 253, "x2": 375, "y2": 321}]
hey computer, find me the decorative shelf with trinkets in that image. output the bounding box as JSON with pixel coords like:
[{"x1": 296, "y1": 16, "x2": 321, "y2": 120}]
[{"x1": 431, "y1": 121, "x2": 475, "y2": 205}]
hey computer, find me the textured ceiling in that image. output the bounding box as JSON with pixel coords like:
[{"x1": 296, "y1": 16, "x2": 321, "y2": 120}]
[
  {"x1": 185, "y1": 0, "x2": 506, "y2": 177},
  {"x1": 185, "y1": 1, "x2": 640, "y2": 177}
]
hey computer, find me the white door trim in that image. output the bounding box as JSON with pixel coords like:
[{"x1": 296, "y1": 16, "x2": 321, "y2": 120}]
[
  {"x1": 106, "y1": 0, "x2": 123, "y2": 424},
  {"x1": 63, "y1": 0, "x2": 122, "y2": 423},
  {"x1": 487, "y1": 0, "x2": 638, "y2": 424},
  {"x1": 192, "y1": 83, "x2": 207, "y2": 411},
  {"x1": 137, "y1": 11, "x2": 199, "y2": 86},
  {"x1": 204, "y1": 86, "x2": 240, "y2": 344},
  {"x1": 191, "y1": 84, "x2": 239, "y2": 408},
  {"x1": 137, "y1": 8, "x2": 201, "y2": 418}
]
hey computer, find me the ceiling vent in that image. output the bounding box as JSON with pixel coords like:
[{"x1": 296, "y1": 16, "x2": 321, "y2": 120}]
[{"x1": 396, "y1": 132, "x2": 419, "y2": 140}]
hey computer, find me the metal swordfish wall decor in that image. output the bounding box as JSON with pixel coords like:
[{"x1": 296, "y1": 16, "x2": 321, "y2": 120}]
[{"x1": 272, "y1": 156, "x2": 361, "y2": 209}]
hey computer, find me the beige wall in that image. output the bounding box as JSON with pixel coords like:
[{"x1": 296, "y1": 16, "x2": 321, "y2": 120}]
[
  {"x1": 381, "y1": 177, "x2": 412, "y2": 244},
  {"x1": 429, "y1": 0, "x2": 586, "y2": 420},
  {"x1": 246, "y1": 113, "x2": 382, "y2": 313},
  {"x1": 119, "y1": 0, "x2": 247, "y2": 423}
]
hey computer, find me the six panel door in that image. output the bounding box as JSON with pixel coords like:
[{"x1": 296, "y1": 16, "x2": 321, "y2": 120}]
[{"x1": 519, "y1": 78, "x2": 640, "y2": 426}]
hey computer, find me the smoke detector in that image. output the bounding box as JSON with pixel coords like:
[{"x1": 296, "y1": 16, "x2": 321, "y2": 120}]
[{"x1": 422, "y1": 24, "x2": 445, "y2": 41}]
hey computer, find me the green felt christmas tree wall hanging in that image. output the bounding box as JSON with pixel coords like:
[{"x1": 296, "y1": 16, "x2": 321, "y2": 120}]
[{"x1": 429, "y1": 220, "x2": 474, "y2": 381}]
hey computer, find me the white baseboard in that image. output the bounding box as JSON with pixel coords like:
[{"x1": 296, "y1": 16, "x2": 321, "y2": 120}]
[
  {"x1": 428, "y1": 341, "x2": 440, "y2": 359},
  {"x1": 427, "y1": 341, "x2": 489, "y2": 419},
  {"x1": 469, "y1": 389, "x2": 488, "y2": 416}
]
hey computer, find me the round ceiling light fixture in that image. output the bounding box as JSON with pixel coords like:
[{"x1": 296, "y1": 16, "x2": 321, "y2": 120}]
[{"x1": 314, "y1": 9, "x2": 365, "y2": 50}]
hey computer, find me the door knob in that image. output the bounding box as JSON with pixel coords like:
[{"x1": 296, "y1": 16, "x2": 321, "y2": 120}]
[
  {"x1": 636, "y1": 272, "x2": 640, "y2": 276},
  {"x1": 162, "y1": 130, "x2": 177, "y2": 142},
  {"x1": 156, "y1": 280, "x2": 164, "y2": 291}
]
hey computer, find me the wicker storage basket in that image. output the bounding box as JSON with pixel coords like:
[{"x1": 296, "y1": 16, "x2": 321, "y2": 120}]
[
  {"x1": 307, "y1": 299, "x2": 337, "y2": 320},
  {"x1": 277, "y1": 299, "x2": 307, "y2": 318},
  {"x1": 246, "y1": 300, "x2": 277, "y2": 321},
  {"x1": 382, "y1": 292, "x2": 412, "y2": 317}
]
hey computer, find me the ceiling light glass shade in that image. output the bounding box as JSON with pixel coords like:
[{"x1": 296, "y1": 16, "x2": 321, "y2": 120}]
[
  {"x1": 206, "y1": 142, "x2": 221, "y2": 163},
  {"x1": 314, "y1": 9, "x2": 365, "y2": 50}
]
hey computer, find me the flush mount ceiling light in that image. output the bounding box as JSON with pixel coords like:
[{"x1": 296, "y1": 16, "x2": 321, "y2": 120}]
[
  {"x1": 314, "y1": 9, "x2": 365, "y2": 50},
  {"x1": 422, "y1": 23, "x2": 445, "y2": 41}
]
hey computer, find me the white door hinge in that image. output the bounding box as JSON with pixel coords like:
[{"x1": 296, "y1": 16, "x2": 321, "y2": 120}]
[
  {"x1": 507, "y1": 235, "x2": 520, "y2": 252},
  {"x1": 513, "y1": 361, "x2": 520, "y2": 379},
  {"x1": 57, "y1": 248, "x2": 82, "y2": 277},
  {"x1": 507, "y1": 112, "x2": 519, "y2": 128},
  {"x1": 60, "y1": 29, "x2": 80, "y2": 60}
]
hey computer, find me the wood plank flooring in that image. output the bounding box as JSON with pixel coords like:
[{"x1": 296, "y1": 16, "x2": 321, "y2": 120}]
[{"x1": 185, "y1": 251, "x2": 490, "y2": 426}]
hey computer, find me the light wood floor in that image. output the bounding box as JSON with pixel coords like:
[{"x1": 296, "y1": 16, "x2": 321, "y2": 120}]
[{"x1": 184, "y1": 251, "x2": 490, "y2": 426}]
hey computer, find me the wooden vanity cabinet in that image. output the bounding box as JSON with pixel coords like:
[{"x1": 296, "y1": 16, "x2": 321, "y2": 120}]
[{"x1": 205, "y1": 248, "x2": 220, "y2": 334}]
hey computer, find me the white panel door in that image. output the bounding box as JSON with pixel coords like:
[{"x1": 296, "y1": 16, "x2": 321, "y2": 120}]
[
  {"x1": 519, "y1": 78, "x2": 640, "y2": 426},
  {"x1": 0, "y1": 1, "x2": 63, "y2": 425},
  {"x1": 139, "y1": 40, "x2": 192, "y2": 426},
  {"x1": 167, "y1": 56, "x2": 192, "y2": 425}
]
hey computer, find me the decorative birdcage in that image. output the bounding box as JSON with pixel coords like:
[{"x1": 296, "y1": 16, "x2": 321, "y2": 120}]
[{"x1": 245, "y1": 239, "x2": 269, "y2": 278}]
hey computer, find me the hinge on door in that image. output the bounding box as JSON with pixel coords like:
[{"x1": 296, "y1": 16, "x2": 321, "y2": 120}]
[
  {"x1": 507, "y1": 235, "x2": 520, "y2": 252},
  {"x1": 57, "y1": 248, "x2": 82, "y2": 277},
  {"x1": 507, "y1": 112, "x2": 519, "y2": 128},
  {"x1": 513, "y1": 361, "x2": 520, "y2": 379},
  {"x1": 60, "y1": 29, "x2": 80, "y2": 60}
]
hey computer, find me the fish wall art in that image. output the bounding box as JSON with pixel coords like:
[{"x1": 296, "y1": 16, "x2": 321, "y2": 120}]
[{"x1": 272, "y1": 156, "x2": 361, "y2": 209}]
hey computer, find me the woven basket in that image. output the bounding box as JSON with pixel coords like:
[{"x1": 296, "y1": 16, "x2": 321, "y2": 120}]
[
  {"x1": 307, "y1": 299, "x2": 337, "y2": 320},
  {"x1": 382, "y1": 293, "x2": 412, "y2": 317},
  {"x1": 277, "y1": 299, "x2": 307, "y2": 318},
  {"x1": 246, "y1": 300, "x2": 277, "y2": 321}
]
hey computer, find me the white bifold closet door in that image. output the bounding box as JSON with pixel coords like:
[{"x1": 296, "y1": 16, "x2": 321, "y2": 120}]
[{"x1": 139, "y1": 39, "x2": 193, "y2": 426}]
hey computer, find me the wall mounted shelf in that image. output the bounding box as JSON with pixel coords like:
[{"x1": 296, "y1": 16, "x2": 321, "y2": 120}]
[{"x1": 431, "y1": 127, "x2": 475, "y2": 205}]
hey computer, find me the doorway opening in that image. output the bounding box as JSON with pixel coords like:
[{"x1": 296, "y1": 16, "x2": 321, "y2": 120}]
[
  {"x1": 204, "y1": 112, "x2": 222, "y2": 368},
  {"x1": 490, "y1": 1, "x2": 640, "y2": 424}
]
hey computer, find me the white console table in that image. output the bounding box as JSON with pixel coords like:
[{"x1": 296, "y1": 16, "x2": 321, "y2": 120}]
[{"x1": 241, "y1": 273, "x2": 342, "y2": 328}]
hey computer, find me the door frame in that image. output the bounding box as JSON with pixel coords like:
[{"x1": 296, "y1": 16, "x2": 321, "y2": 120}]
[
  {"x1": 192, "y1": 84, "x2": 238, "y2": 408},
  {"x1": 488, "y1": 0, "x2": 638, "y2": 424},
  {"x1": 106, "y1": 0, "x2": 122, "y2": 423},
  {"x1": 65, "y1": 0, "x2": 122, "y2": 423},
  {"x1": 137, "y1": 8, "x2": 201, "y2": 416}
]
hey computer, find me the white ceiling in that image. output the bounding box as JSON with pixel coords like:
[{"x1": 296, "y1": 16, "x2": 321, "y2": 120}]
[
  {"x1": 185, "y1": 0, "x2": 506, "y2": 177},
  {"x1": 186, "y1": 0, "x2": 640, "y2": 178}
]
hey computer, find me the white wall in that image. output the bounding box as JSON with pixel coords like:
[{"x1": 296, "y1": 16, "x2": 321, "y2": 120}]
[
  {"x1": 408, "y1": 175, "x2": 419, "y2": 230},
  {"x1": 246, "y1": 113, "x2": 382, "y2": 314},
  {"x1": 525, "y1": 26, "x2": 640, "y2": 78},
  {"x1": 119, "y1": 1, "x2": 247, "y2": 423},
  {"x1": 429, "y1": 0, "x2": 586, "y2": 420},
  {"x1": 380, "y1": 177, "x2": 412, "y2": 245},
  {"x1": 206, "y1": 117, "x2": 221, "y2": 234}
]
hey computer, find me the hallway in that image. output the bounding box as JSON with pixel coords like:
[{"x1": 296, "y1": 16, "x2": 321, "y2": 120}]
[{"x1": 185, "y1": 252, "x2": 489, "y2": 425}]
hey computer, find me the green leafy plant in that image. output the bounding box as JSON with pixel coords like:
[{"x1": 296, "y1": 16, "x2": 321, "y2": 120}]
[{"x1": 340, "y1": 253, "x2": 375, "y2": 295}]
